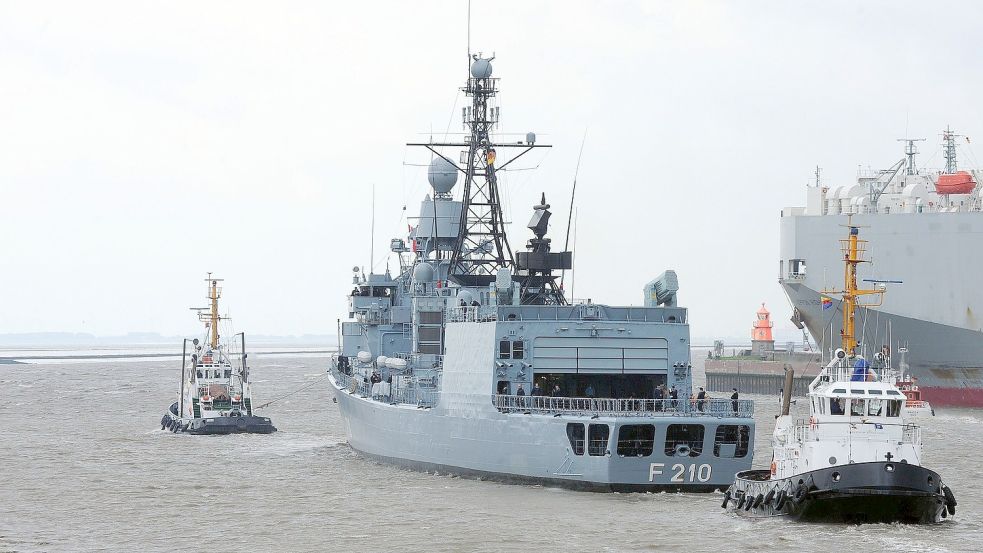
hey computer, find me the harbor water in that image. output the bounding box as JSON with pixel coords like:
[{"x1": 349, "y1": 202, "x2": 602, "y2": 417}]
[{"x1": 1, "y1": 352, "x2": 979, "y2": 552}]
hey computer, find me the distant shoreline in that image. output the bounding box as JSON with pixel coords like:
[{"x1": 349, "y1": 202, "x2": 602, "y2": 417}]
[{"x1": 0, "y1": 349, "x2": 334, "y2": 363}]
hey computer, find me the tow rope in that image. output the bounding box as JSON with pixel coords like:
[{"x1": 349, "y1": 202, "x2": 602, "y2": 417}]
[{"x1": 254, "y1": 372, "x2": 329, "y2": 410}]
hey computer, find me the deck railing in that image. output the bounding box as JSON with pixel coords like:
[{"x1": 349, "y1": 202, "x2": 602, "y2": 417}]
[
  {"x1": 790, "y1": 421, "x2": 921, "y2": 445},
  {"x1": 492, "y1": 395, "x2": 754, "y2": 418},
  {"x1": 330, "y1": 367, "x2": 439, "y2": 408}
]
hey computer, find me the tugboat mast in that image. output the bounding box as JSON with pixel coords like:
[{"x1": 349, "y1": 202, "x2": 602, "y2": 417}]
[
  {"x1": 823, "y1": 220, "x2": 884, "y2": 356},
  {"x1": 198, "y1": 273, "x2": 224, "y2": 349}
]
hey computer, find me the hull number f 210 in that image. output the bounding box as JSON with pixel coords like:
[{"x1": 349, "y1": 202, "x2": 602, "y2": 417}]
[{"x1": 649, "y1": 463, "x2": 712, "y2": 483}]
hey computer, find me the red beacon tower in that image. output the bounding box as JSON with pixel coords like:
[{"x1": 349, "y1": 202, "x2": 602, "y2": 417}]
[{"x1": 751, "y1": 303, "x2": 775, "y2": 355}]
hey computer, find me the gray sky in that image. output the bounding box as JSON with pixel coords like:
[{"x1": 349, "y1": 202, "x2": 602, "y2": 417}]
[{"x1": 2, "y1": 1, "x2": 981, "y2": 341}]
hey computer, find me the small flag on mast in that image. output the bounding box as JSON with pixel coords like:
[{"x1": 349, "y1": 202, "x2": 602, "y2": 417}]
[{"x1": 821, "y1": 296, "x2": 833, "y2": 310}]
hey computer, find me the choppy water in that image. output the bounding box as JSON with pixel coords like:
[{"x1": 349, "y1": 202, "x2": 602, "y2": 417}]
[{"x1": 1, "y1": 354, "x2": 979, "y2": 552}]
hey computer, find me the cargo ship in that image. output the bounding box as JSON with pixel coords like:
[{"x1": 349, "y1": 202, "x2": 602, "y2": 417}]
[{"x1": 780, "y1": 129, "x2": 983, "y2": 407}]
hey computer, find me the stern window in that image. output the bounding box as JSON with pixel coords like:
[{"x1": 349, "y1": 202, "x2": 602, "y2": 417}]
[
  {"x1": 566, "y1": 423, "x2": 585, "y2": 455},
  {"x1": 588, "y1": 424, "x2": 610, "y2": 456},
  {"x1": 665, "y1": 424, "x2": 705, "y2": 457},
  {"x1": 617, "y1": 424, "x2": 655, "y2": 457},
  {"x1": 713, "y1": 425, "x2": 750, "y2": 458},
  {"x1": 499, "y1": 340, "x2": 511, "y2": 359},
  {"x1": 512, "y1": 340, "x2": 524, "y2": 359}
]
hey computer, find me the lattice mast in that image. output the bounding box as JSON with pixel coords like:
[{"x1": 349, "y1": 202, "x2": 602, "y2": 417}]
[
  {"x1": 823, "y1": 221, "x2": 884, "y2": 356},
  {"x1": 407, "y1": 55, "x2": 550, "y2": 286}
]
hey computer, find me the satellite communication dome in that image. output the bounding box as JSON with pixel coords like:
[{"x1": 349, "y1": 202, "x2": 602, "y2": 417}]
[
  {"x1": 428, "y1": 157, "x2": 458, "y2": 194},
  {"x1": 413, "y1": 263, "x2": 435, "y2": 283},
  {"x1": 470, "y1": 58, "x2": 493, "y2": 79}
]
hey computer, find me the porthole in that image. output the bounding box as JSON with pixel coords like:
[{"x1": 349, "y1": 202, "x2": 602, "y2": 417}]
[
  {"x1": 828, "y1": 456, "x2": 837, "y2": 465},
  {"x1": 831, "y1": 471, "x2": 841, "y2": 482},
  {"x1": 885, "y1": 464, "x2": 895, "y2": 472}
]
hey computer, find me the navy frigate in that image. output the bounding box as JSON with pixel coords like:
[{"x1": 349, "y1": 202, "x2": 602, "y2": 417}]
[{"x1": 327, "y1": 55, "x2": 754, "y2": 491}]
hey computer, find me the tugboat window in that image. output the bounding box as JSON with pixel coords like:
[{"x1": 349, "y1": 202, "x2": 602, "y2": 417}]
[
  {"x1": 512, "y1": 340, "x2": 524, "y2": 359},
  {"x1": 588, "y1": 424, "x2": 610, "y2": 456},
  {"x1": 867, "y1": 399, "x2": 883, "y2": 416},
  {"x1": 617, "y1": 424, "x2": 655, "y2": 457},
  {"x1": 829, "y1": 398, "x2": 845, "y2": 415},
  {"x1": 566, "y1": 423, "x2": 585, "y2": 455},
  {"x1": 886, "y1": 399, "x2": 902, "y2": 417},
  {"x1": 499, "y1": 340, "x2": 511, "y2": 359},
  {"x1": 664, "y1": 424, "x2": 704, "y2": 457},
  {"x1": 850, "y1": 399, "x2": 865, "y2": 416},
  {"x1": 713, "y1": 425, "x2": 750, "y2": 458}
]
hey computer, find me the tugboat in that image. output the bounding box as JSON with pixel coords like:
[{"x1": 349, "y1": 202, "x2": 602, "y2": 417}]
[
  {"x1": 326, "y1": 54, "x2": 755, "y2": 491},
  {"x1": 896, "y1": 346, "x2": 935, "y2": 417},
  {"x1": 160, "y1": 274, "x2": 276, "y2": 435},
  {"x1": 723, "y1": 223, "x2": 956, "y2": 523}
]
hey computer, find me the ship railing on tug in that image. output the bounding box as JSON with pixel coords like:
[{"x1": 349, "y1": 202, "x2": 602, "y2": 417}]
[
  {"x1": 788, "y1": 421, "x2": 920, "y2": 445},
  {"x1": 493, "y1": 395, "x2": 754, "y2": 418},
  {"x1": 812, "y1": 363, "x2": 897, "y2": 388}
]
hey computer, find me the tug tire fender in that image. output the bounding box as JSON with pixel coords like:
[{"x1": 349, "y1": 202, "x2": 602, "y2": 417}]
[
  {"x1": 775, "y1": 490, "x2": 787, "y2": 510},
  {"x1": 753, "y1": 493, "x2": 764, "y2": 508},
  {"x1": 793, "y1": 484, "x2": 808, "y2": 503},
  {"x1": 763, "y1": 489, "x2": 775, "y2": 505},
  {"x1": 943, "y1": 486, "x2": 956, "y2": 515},
  {"x1": 721, "y1": 491, "x2": 731, "y2": 509}
]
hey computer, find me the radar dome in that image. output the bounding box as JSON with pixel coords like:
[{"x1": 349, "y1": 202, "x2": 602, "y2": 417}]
[
  {"x1": 428, "y1": 157, "x2": 458, "y2": 194},
  {"x1": 470, "y1": 58, "x2": 493, "y2": 79},
  {"x1": 413, "y1": 263, "x2": 434, "y2": 283}
]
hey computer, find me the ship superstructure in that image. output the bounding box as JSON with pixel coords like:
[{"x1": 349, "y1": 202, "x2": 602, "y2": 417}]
[
  {"x1": 780, "y1": 129, "x2": 983, "y2": 406},
  {"x1": 161, "y1": 275, "x2": 275, "y2": 435},
  {"x1": 328, "y1": 55, "x2": 755, "y2": 491}
]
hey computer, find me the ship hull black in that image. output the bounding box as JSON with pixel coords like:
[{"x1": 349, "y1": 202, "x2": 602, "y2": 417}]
[
  {"x1": 161, "y1": 412, "x2": 276, "y2": 435},
  {"x1": 724, "y1": 462, "x2": 954, "y2": 524}
]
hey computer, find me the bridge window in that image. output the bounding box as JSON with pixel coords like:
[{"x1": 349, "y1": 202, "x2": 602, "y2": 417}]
[
  {"x1": 886, "y1": 390, "x2": 902, "y2": 396},
  {"x1": 617, "y1": 424, "x2": 655, "y2": 457},
  {"x1": 886, "y1": 400, "x2": 902, "y2": 417},
  {"x1": 665, "y1": 424, "x2": 704, "y2": 457},
  {"x1": 868, "y1": 399, "x2": 883, "y2": 416},
  {"x1": 499, "y1": 340, "x2": 511, "y2": 359},
  {"x1": 713, "y1": 425, "x2": 750, "y2": 458},
  {"x1": 850, "y1": 399, "x2": 865, "y2": 416},
  {"x1": 566, "y1": 423, "x2": 585, "y2": 455},
  {"x1": 830, "y1": 398, "x2": 845, "y2": 415},
  {"x1": 588, "y1": 423, "x2": 609, "y2": 456}
]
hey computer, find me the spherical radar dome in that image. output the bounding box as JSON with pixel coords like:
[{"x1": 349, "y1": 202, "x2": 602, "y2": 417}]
[
  {"x1": 470, "y1": 58, "x2": 493, "y2": 79},
  {"x1": 428, "y1": 157, "x2": 458, "y2": 194}
]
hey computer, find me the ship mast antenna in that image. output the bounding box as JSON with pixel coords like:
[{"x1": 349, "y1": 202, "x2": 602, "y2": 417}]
[
  {"x1": 942, "y1": 126, "x2": 962, "y2": 174},
  {"x1": 407, "y1": 56, "x2": 551, "y2": 286},
  {"x1": 561, "y1": 129, "x2": 587, "y2": 293},
  {"x1": 897, "y1": 137, "x2": 926, "y2": 175},
  {"x1": 192, "y1": 273, "x2": 225, "y2": 349}
]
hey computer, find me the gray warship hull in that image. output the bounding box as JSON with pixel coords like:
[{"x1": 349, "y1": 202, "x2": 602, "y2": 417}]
[
  {"x1": 780, "y1": 212, "x2": 983, "y2": 407},
  {"x1": 331, "y1": 322, "x2": 753, "y2": 492}
]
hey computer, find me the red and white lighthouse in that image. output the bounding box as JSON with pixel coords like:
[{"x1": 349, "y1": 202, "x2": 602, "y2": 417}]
[{"x1": 751, "y1": 303, "x2": 775, "y2": 355}]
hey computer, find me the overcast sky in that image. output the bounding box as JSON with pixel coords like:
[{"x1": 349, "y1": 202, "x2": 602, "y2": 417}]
[{"x1": 2, "y1": 1, "x2": 981, "y2": 342}]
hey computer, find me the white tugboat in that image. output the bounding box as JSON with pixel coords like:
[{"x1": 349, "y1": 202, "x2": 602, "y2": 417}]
[
  {"x1": 160, "y1": 274, "x2": 276, "y2": 435},
  {"x1": 724, "y1": 224, "x2": 955, "y2": 523}
]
